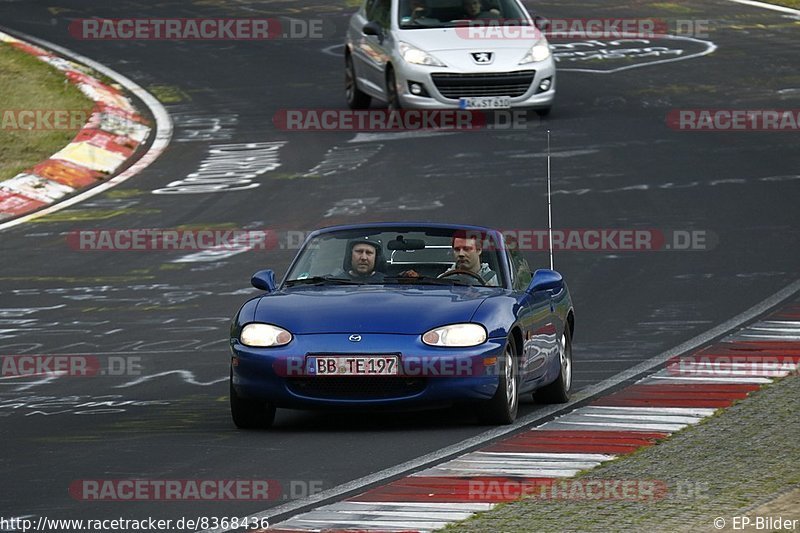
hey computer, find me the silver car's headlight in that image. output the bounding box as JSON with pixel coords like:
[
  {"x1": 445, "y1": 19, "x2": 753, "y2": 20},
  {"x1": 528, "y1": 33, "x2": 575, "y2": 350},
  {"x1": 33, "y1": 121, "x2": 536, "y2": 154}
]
[
  {"x1": 519, "y1": 39, "x2": 551, "y2": 64},
  {"x1": 422, "y1": 324, "x2": 487, "y2": 347},
  {"x1": 399, "y1": 41, "x2": 446, "y2": 67},
  {"x1": 240, "y1": 323, "x2": 292, "y2": 347}
]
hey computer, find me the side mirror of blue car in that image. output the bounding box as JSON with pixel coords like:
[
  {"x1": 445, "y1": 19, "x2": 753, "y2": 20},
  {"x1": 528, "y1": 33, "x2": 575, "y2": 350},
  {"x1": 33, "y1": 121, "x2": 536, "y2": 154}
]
[
  {"x1": 251, "y1": 269, "x2": 277, "y2": 293},
  {"x1": 526, "y1": 269, "x2": 563, "y2": 294}
]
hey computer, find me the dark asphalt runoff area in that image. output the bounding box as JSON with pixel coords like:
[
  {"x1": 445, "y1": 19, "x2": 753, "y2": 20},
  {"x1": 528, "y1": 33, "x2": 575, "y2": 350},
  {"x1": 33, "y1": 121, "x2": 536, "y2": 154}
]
[{"x1": 0, "y1": 0, "x2": 798, "y2": 528}]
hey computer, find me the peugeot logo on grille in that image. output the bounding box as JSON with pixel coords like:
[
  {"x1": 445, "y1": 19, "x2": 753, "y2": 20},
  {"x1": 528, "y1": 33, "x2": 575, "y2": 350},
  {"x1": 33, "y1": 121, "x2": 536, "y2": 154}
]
[
  {"x1": 471, "y1": 52, "x2": 493, "y2": 64},
  {"x1": 349, "y1": 334, "x2": 362, "y2": 342}
]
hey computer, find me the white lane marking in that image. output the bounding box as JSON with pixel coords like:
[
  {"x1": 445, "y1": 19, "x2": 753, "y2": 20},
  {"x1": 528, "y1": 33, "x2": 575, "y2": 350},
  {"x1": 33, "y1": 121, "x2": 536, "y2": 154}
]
[
  {"x1": 114, "y1": 370, "x2": 226, "y2": 388},
  {"x1": 577, "y1": 413, "x2": 704, "y2": 424},
  {"x1": 582, "y1": 406, "x2": 718, "y2": 417},
  {"x1": 474, "y1": 452, "x2": 617, "y2": 461},
  {"x1": 287, "y1": 518, "x2": 449, "y2": 531},
  {"x1": 553, "y1": 421, "x2": 689, "y2": 432},
  {"x1": 305, "y1": 509, "x2": 476, "y2": 519},
  {"x1": 343, "y1": 502, "x2": 495, "y2": 510},
  {"x1": 416, "y1": 466, "x2": 583, "y2": 477},
  {"x1": 731, "y1": 333, "x2": 800, "y2": 341},
  {"x1": 0, "y1": 28, "x2": 172, "y2": 232},
  {"x1": 420, "y1": 456, "x2": 606, "y2": 469},
  {"x1": 558, "y1": 35, "x2": 717, "y2": 74},
  {"x1": 725, "y1": 0, "x2": 800, "y2": 15},
  {"x1": 644, "y1": 374, "x2": 773, "y2": 384},
  {"x1": 204, "y1": 280, "x2": 800, "y2": 533}
]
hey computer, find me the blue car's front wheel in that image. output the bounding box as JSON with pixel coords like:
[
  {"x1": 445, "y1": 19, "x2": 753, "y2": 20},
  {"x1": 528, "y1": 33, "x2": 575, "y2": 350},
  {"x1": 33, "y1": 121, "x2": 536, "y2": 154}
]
[
  {"x1": 535, "y1": 326, "x2": 572, "y2": 404},
  {"x1": 477, "y1": 338, "x2": 519, "y2": 425}
]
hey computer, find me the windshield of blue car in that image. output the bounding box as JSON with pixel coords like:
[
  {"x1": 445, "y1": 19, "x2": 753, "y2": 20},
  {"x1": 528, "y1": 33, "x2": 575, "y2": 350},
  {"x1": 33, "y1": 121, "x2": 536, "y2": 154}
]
[
  {"x1": 282, "y1": 229, "x2": 506, "y2": 287},
  {"x1": 398, "y1": 0, "x2": 531, "y2": 29}
]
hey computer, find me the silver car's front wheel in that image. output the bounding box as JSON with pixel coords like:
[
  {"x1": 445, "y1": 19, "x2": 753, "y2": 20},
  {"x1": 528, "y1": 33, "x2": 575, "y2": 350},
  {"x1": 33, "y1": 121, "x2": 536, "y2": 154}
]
[{"x1": 385, "y1": 67, "x2": 402, "y2": 110}]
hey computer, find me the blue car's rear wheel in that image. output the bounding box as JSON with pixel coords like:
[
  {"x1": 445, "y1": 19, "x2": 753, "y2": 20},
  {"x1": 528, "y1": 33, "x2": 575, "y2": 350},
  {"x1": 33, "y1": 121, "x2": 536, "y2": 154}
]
[
  {"x1": 535, "y1": 326, "x2": 572, "y2": 404},
  {"x1": 478, "y1": 338, "x2": 519, "y2": 425},
  {"x1": 230, "y1": 376, "x2": 276, "y2": 429}
]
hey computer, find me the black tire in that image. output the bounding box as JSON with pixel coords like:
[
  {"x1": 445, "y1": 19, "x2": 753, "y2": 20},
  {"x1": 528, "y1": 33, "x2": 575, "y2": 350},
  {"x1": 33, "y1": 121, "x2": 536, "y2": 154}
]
[
  {"x1": 230, "y1": 378, "x2": 276, "y2": 429},
  {"x1": 345, "y1": 53, "x2": 371, "y2": 110},
  {"x1": 534, "y1": 326, "x2": 572, "y2": 403},
  {"x1": 478, "y1": 338, "x2": 519, "y2": 424},
  {"x1": 386, "y1": 67, "x2": 402, "y2": 110}
]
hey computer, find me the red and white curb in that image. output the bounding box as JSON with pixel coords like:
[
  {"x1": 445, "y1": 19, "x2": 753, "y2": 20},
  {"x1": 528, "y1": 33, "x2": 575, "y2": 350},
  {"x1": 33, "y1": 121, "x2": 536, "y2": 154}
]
[
  {"x1": 262, "y1": 298, "x2": 800, "y2": 532},
  {"x1": 0, "y1": 28, "x2": 171, "y2": 229}
]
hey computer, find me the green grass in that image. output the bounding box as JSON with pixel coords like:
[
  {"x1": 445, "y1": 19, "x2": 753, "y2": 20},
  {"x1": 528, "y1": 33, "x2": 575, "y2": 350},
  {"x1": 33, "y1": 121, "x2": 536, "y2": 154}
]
[
  {"x1": 0, "y1": 42, "x2": 94, "y2": 181},
  {"x1": 770, "y1": 0, "x2": 800, "y2": 7}
]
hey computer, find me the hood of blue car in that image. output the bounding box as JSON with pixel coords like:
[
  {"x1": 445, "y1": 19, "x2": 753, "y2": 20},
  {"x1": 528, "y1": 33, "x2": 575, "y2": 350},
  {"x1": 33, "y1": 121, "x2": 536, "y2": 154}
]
[{"x1": 254, "y1": 285, "x2": 497, "y2": 334}]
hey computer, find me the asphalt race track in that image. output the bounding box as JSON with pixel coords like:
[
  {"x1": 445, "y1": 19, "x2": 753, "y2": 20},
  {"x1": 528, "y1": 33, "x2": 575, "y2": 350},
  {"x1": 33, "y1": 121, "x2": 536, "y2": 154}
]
[{"x1": 0, "y1": 0, "x2": 798, "y2": 529}]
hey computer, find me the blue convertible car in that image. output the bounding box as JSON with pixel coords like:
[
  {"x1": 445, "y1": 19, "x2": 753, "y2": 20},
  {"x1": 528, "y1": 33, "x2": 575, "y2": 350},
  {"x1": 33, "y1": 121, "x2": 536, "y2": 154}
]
[{"x1": 230, "y1": 223, "x2": 574, "y2": 428}]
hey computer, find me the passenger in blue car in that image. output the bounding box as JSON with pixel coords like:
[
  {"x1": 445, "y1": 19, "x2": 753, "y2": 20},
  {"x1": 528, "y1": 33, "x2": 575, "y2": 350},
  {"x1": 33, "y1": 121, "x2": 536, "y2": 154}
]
[{"x1": 332, "y1": 238, "x2": 386, "y2": 282}]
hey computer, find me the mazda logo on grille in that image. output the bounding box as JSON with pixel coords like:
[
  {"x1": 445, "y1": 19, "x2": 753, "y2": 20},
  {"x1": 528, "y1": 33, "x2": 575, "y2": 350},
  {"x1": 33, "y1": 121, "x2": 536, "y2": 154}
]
[
  {"x1": 348, "y1": 334, "x2": 362, "y2": 342},
  {"x1": 471, "y1": 52, "x2": 493, "y2": 64}
]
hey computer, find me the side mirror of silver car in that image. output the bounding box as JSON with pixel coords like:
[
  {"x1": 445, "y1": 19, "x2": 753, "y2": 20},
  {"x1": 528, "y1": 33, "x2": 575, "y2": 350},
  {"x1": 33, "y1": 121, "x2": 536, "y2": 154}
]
[{"x1": 362, "y1": 21, "x2": 385, "y2": 45}]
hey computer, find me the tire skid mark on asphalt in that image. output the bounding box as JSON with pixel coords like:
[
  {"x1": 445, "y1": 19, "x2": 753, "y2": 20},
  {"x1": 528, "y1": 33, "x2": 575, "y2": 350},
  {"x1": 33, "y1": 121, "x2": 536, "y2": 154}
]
[
  {"x1": 114, "y1": 370, "x2": 227, "y2": 389},
  {"x1": 300, "y1": 144, "x2": 383, "y2": 178},
  {"x1": 261, "y1": 296, "x2": 800, "y2": 533},
  {"x1": 548, "y1": 173, "x2": 800, "y2": 196}
]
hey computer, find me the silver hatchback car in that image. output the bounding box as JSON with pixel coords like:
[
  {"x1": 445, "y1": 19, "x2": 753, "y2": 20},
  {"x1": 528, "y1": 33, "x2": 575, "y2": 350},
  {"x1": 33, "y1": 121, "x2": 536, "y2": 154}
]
[{"x1": 345, "y1": 0, "x2": 555, "y2": 114}]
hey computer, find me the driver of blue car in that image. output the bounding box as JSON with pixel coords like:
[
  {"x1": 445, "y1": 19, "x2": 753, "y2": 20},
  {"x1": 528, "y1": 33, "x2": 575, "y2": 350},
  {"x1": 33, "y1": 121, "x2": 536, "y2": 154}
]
[
  {"x1": 332, "y1": 238, "x2": 386, "y2": 282},
  {"x1": 449, "y1": 234, "x2": 498, "y2": 286},
  {"x1": 401, "y1": 234, "x2": 498, "y2": 286}
]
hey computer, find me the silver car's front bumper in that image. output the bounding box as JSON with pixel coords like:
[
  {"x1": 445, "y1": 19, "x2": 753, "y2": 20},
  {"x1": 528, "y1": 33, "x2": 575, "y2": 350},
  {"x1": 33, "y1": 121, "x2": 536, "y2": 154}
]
[{"x1": 393, "y1": 59, "x2": 556, "y2": 110}]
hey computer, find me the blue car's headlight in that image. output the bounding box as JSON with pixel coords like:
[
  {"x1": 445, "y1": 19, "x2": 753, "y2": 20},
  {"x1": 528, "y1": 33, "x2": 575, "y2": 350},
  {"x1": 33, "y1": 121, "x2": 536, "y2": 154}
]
[
  {"x1": 519, "y1": 39, "x2": 551, "y2": 64},
  {"x1": 240, "y1": 323, "x2": 292, "y2": 347},
  {"x1": 422, "y1": 324, "x2": 487, "y2": 347}
]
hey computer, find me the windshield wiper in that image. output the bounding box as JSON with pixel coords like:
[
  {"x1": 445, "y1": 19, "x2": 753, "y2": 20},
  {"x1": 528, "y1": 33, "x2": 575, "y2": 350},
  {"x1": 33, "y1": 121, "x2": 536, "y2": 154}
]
[{"x1": 284, "y1": 276, "x2": 363, "y2": 286}]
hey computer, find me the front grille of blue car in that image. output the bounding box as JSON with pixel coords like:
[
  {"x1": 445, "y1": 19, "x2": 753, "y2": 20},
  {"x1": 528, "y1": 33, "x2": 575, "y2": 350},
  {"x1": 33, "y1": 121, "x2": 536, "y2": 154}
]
[
  {"x1": 431, "y1": 70, "x2": 536, "y2": 98},
  {"x1": 286, "y1": 377, "x2": 426, "y2": 400}
]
